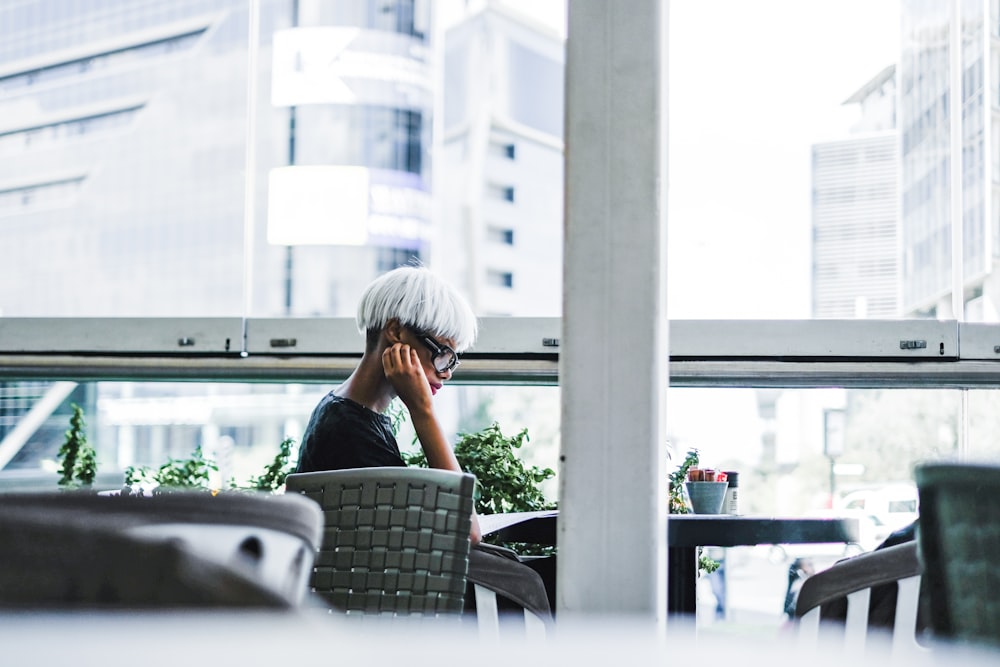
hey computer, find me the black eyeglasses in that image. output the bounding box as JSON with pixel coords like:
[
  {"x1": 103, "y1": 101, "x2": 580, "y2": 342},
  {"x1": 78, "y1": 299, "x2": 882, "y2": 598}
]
[{"x1": 409, "y1": 327, "x2": 460, "y2": 373}]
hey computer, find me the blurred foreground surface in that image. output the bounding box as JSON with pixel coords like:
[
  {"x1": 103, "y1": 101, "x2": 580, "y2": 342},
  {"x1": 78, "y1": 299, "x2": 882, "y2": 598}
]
[{"x1": 1, "y1": 609, "x2": 998, "y2": 667}]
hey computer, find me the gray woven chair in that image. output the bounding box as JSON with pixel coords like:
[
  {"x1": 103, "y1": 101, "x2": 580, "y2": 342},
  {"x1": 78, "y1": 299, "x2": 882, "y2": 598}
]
[
  {"x1": 285, "y1": 467, "x2": 475, "y2": 617},
  {"x1": 915, "y1": 462, "x2": 1000, "y2": 648}
]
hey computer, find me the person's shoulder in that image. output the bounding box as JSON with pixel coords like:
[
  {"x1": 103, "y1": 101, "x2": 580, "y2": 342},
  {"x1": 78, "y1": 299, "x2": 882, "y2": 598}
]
[
  {"x1": 314, "y1": 392, "x2": 362, "y2": 415},
  {"x1": 315, "y1": 393, "x2": 390, "y2": 429},
  {"x1": 876, "y1": 518, "x2": 918, "y2": 550}
]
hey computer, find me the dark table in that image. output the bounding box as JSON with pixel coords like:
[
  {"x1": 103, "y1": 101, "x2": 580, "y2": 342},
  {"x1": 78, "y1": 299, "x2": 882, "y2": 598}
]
[{"x1": 479, "y1": 510, "x2": 860, "y2": 617}]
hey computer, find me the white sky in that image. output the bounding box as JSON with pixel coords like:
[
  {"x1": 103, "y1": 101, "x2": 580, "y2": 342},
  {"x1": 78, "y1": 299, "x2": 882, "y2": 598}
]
[{"x1": 667, "y1": 1, "x2": 901, "y2": 319}]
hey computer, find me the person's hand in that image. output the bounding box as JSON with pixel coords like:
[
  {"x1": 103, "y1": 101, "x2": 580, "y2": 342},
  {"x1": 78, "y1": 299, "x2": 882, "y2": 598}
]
[
  {"x1": 382, "y1": 343, "x2": 433, "y2": 414},
  {"x1": 470, "y1": 510, "x2": 482, "y2": 546}
]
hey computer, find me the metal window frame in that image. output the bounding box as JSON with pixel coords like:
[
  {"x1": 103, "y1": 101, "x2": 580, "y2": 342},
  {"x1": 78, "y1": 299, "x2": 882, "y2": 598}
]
[{"x1": 1, "y1": 317, "x2": 999, "y2": 387}]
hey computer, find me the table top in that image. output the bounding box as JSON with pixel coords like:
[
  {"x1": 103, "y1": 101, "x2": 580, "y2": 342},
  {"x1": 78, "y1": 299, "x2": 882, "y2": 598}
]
[
  {"x1": 479, "y1": 510, "x2": 860, "y2": 548},
  {"x1": 666, "y1": 514, "x2": 860, "y2": 547}
]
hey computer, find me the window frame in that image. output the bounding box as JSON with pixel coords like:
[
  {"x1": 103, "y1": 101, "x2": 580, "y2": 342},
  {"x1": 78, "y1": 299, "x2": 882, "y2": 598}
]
[{"x1": 1, "y1": 318, "x2": 999, "y2": 388}]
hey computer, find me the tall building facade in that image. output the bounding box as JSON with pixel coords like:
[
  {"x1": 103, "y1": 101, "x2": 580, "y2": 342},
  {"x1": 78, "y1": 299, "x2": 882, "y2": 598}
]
[
  {"x1": 899, "y1": 0, "x2": 997, "y2": 321},
  {"x1": 269, "y1": 0, "x2": 438, "y2": 316},
  {"x1": 0, "y1": 0, "x2": 435, "y2": 320},
  {"x1": 438, "y1": 3, "x2": 564, "y2": 316},
  {"x1": 811, "y1": 65, "x2": 900, "y2": 318}
]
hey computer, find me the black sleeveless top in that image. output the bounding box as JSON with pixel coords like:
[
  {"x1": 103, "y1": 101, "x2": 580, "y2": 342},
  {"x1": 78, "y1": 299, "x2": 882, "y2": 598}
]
[{"x1": 294, "y1": 393, "x2": 405, "y2": 473}]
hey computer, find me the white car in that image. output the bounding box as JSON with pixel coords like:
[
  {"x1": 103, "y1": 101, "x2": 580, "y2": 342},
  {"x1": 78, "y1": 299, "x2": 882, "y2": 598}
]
[
  {"x1": 837, "y1": 484, "x2": 919, "y2": 532},
  {"x1": 836, "y1": 484, "x2": 919, "y2": 536}
]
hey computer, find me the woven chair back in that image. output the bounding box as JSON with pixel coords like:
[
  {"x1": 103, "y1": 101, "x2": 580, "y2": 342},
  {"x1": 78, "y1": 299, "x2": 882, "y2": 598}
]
[{"x1": 286, "y1": 467, "x2": 475, "y2": 616}]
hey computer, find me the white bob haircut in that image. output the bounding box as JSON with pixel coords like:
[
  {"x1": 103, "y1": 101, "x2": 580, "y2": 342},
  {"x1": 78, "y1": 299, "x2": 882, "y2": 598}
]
[{"x1": 356, "y1": 266, "x2": 478, "y2": 352}]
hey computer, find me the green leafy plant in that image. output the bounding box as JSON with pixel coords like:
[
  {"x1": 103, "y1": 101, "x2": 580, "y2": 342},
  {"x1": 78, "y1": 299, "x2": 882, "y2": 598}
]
[
  {"x1": 386, "y1": 399, "x2": 408, "y2": 438},
  {"x1": 124, "y1": 439, "x2": 299, "y2": 495},
  {"x1": 57, "y1": 403, "x2": 98, "y2": 488},
  {"x1": 54, "y1": 403, "x2": 295, "y2": 494},
  {"x1": 242, "y1": 437, "x2": 296, "y2": 491},
  {"x1": 403, "y1": 421, "x2": 556, "y2": 555},
  {"x1": 124, "y1": 446, "x2": 218, "y2": 492},
  {"x1": 668, "y1": 448, "x2": 700, "y2": 514},
  {"x1": 404, "y1": 422, "x2": 555, "y2": 515}
]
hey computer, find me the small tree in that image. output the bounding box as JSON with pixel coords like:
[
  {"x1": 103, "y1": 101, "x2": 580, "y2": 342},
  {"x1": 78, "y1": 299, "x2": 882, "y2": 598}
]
[
  {"x1": 243, "y1": 437, "x2": 296, "y2": 491},
  {"x1": 75, "y1": 437, "x2": 98, "y2": 486},
  {"x1": 57, "y1": 403, "x2": 98, "y2": 488}
]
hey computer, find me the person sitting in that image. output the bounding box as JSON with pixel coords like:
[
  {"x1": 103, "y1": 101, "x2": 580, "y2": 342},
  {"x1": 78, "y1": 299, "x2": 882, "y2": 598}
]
[{"x1": 293, "y1": 264, "x2": 551, "y2": 622}]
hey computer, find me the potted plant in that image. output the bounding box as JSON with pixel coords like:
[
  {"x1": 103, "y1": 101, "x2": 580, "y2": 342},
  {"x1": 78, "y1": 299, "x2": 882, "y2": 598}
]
[
  {"x1": 669, "y1": 447, "x2": 720, "y2": 574},
  {"x1": 402, "y1": 420, "x2": 556, "y2": 554}
]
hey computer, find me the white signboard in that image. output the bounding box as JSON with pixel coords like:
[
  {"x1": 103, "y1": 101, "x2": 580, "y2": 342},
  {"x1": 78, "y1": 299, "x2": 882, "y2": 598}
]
[
  {"x1": 267, "y1": 165, "x2": 369, "y2": 246},
  {"x1": 271, "y1": 27, "x2": 432, "y2": 107}
]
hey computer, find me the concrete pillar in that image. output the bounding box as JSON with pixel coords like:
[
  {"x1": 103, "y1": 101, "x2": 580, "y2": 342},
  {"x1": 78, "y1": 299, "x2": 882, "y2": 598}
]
[{"x1": 558, "y1": 0, "x2": 670, "y2": 628}]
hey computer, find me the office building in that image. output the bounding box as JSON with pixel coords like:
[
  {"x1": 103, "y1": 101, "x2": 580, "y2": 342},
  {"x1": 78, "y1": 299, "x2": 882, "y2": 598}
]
[
  {"x1": 438, "y1": 3, "x2": 564, "y2": 316},
  {"x1": 899, "y1": 1, "x2": 997, "y2": 321},
  {"x1": 811, "y1": 64, "x2": 899, "y2": 319}
]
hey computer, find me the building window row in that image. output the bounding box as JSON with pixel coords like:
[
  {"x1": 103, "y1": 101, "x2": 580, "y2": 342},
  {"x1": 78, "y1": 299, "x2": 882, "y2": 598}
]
[
  {"x1": 489, "y1": 141, "x2": 516, "y2": 160},
  {"x1": 962, "y1": 56, "x2": 984, "y2": 102},
  {"x1": 296, "y1": 106, "x2": 423, "y2": 176},
  {"x1": 487, "y1": 225, "x2": 514, "y2": 245},
  {"x1": 901, "y1": 93, "x2": 948, "y2": 155},
  {"x1": 486, "y1": 269, "x2": 513, "y2": 289},
  {"x1": 0, "y1": 175, "x2": 85, "y2": 214},
  {"x1": 375, "y1": 246, "x2": 421, "y2": 273},
  {"x1": 0, "y1": 105, "x2": 144, "y2": 154},
  {"x1": 902, "y1": 157, "x2": 948, "y2": 217},
  {"x1": 306, "y1": 0, "x2": 426, "y2": 40},
  {"x1": 486, "y1": 183, "x2": 515, "y2": 203},
  {"x1": 0, "y1": 29, "x2": 206, "y2": 96}
]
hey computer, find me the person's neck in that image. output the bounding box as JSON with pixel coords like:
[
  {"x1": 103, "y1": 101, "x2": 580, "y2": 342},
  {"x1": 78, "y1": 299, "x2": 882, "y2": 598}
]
[{"x1": 335, "y1": 353, "x2": 394, "y2": 413}]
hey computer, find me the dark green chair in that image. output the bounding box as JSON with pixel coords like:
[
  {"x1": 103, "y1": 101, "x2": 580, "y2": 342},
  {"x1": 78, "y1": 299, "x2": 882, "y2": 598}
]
[{"x1": 915, "y1": 462, "x2": 1000, "y2": 648}]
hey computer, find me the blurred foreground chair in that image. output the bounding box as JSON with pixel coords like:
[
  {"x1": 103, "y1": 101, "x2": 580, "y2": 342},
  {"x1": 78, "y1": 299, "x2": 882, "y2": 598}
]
[
  {"x1": 915, "y1": 462, "x2": 1000, "y2": 648},
  {"x1": 795, "y1": 541, "x2": 925, "y2": 658},
  {"x1": 0, "y1": 490, "x2": 323, "y2": 608},
  {"x1": 285, "y1": 467, "x2": 475, "y2": 618}
]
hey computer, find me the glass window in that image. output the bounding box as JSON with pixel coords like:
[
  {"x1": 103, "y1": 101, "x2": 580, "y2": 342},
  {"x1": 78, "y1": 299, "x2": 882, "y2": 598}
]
[
  {"x1": 6, "y1": 0, "x2": 1000, "y2": 637},
  {"x1": 486, "y1": 269, "x2": 514, "y2": 288},
  {"x1": 486, "y1": 184, "x2": 515, "y2": 202},
  {"x1": 669, "y1": 1, "x2": 913, "y2": 321},
  {"x1": 300, "y1": 0, "x2": 425, "y2": 39},
  {"x1": 507, "y1": 41, "x2": 563, "y2": 137},
  {"x1": 487, "y1": 226, "x2": 515, "y2": 245},
  {"x1": 376, "y1": 245, "x2": 421, "y2": 272}
]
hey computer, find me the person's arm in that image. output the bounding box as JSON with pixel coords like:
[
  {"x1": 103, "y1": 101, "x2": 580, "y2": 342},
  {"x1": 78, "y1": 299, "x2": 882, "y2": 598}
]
[{"x1": 383, "y1": 343, "x2": 482, "y2": 544}]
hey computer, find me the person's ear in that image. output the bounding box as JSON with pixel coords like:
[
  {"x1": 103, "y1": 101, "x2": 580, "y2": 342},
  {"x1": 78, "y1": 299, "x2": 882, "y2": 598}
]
[{"x1": 384, "y1": 318, "x2": 404, "y2": 344}]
